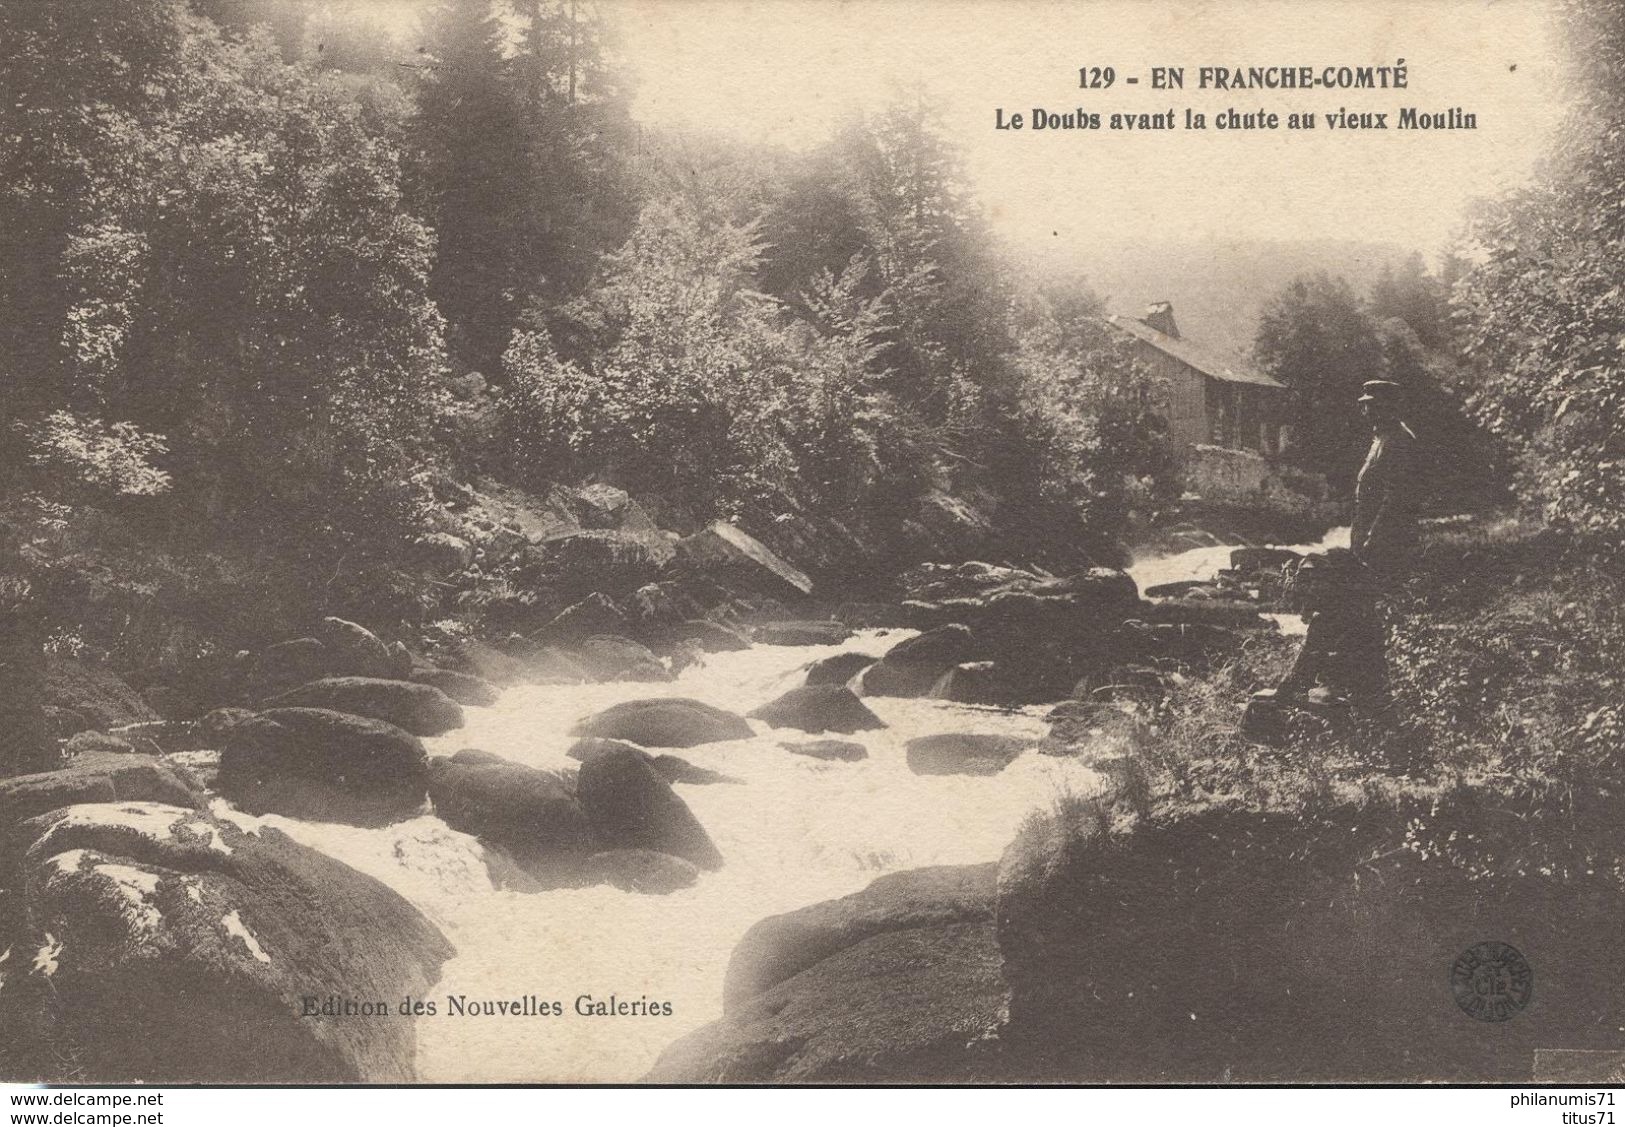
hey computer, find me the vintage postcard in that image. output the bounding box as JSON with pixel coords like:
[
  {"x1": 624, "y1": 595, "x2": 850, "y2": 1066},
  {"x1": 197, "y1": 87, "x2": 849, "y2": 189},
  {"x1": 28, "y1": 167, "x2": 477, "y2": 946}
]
[{"x1": 1, "y1": 0, "x2": 1619, "y2": 1090}]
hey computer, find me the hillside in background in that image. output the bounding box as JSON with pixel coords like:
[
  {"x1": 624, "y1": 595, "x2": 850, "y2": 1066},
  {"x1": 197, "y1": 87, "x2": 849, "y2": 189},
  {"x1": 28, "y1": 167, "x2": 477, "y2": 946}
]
[{"x1": 1059, "y1": 237, "x2": 1415, "y2": 361}]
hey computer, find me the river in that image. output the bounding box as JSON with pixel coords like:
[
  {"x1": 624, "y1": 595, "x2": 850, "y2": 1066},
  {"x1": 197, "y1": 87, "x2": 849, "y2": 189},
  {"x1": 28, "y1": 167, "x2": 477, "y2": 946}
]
[{"x1": 212, "y1": 528, "x2": 1346, "y2": 1082}]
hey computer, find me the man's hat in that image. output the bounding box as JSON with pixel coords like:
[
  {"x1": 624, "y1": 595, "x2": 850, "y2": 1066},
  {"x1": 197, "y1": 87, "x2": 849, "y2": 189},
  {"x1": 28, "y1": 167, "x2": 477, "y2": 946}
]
[{"x1": 1358, "y1": 379, "x2": 1402, "y2": 403}]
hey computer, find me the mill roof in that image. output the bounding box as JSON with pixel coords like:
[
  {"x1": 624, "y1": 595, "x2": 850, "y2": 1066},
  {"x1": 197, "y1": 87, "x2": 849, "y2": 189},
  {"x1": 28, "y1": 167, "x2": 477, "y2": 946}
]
[{"x1": 1107, "y1": 314, "x2": 1286, "y2": 389}]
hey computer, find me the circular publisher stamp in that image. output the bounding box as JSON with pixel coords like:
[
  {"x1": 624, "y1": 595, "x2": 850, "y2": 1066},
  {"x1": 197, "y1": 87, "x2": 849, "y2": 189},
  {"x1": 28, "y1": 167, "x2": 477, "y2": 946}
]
[{"x1": 1451, "y1": 941, "x2": 1533, "y2": 1021}]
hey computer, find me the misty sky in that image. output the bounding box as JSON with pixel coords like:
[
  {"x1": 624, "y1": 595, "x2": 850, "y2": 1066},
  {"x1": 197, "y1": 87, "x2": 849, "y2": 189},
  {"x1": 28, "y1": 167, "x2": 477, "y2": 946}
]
[
  {"x1": 605, "y1": 0, "x2": 1566, "y2": 258},
  {"x1": 364, "y1": 0, "x2": 1570, "y2": 259}
]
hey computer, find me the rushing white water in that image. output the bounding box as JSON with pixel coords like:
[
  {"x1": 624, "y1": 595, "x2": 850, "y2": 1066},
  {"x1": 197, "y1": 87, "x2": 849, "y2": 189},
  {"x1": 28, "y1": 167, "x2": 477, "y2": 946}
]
[
  {"x1": 241, "y1": 634, "x2": 1105, "y2": 1082},
  {"x1": 213, "y1": 530, "x2": 1344, "y2": 1082}
]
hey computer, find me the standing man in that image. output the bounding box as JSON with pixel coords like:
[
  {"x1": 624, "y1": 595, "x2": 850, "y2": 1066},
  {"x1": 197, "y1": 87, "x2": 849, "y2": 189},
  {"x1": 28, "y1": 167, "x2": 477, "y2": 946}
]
[
  {"x1": 1350, "y1": 379, "x2": 1421, "y2": 585},
  {"x1": 1260, "y1": 380, "x2": 1421, "y2": 715}
]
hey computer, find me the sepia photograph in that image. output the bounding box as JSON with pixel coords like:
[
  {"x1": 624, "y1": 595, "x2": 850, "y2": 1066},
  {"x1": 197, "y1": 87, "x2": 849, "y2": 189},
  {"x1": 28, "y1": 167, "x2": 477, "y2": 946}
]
[{"x1": 1, "y1": 0, "x2": 1622, "y2": 1092}]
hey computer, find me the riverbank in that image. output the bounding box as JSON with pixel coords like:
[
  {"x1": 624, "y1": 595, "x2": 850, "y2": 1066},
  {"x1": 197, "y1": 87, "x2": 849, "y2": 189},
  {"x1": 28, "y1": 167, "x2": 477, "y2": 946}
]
[
  {"x1": 649, "y1": 514, "x2": 1625, "y2": 1083},
  {"x1": 0, "y1": 491, "x2": 1322, "y2": 1082}
]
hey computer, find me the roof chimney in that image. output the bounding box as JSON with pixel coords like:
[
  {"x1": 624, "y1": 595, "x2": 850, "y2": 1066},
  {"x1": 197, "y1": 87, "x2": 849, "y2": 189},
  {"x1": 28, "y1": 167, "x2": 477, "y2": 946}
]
[{"x1": 1141, "y1": 301, "x2": 1180, "y2": 339}]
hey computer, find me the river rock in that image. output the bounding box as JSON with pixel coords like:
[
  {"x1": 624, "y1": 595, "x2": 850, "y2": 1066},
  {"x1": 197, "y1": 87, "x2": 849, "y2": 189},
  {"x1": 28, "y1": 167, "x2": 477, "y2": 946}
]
[
  {"x1": 649, "y1": 864, "x2": 1000, "y2": 1082},
  {"x1": 671, "y1": 620, "x2": 752, "y2": 652},
  {"x1": 0, "y1": 802, "x2": 453, "y2": 1083},
  {"x1": 861, "y1": 624, "x2": 978, "y2": 697},
  {"x1": 724, "y1": 863, "x2": 996, "y2": 1009},
  {"x1": 779, "y1": 739, "x2": 867, "y2": 762},
  {"x1": 805, "y1": 652, "x2": 879, "y2": 688},
  {"x1": 754, "y1": 621, "x2": 850, "y2": 647},
  {"x1": 566, "y1": 738, "x2": 739, "y2": 786},
  {"x1": 572, "y1": 635, "x2": 671, "y2": 682},
  {"x1": 929, "y1": 661, "x2": 1011, "y2": 706},
  {"x1": 218, "y1": 708, "x2": 429, "y2": 826},
  {"x1": 429, "y1": 751, "x2": 592, "y2": 876},
  {"x1": 905, "y1": 733, "x2": 1034, "y2": 777},
  {"x1": 320, "y1": 617, "x2": 406, "y2": 679},
  {"x1": 265, "y1": 677, "x2": 463, "y2": 737},
  {"x1": 0, "y1": 752, "x2": 203, "y2": 865},
  {"x1": 748, "y1": 685, "x2": 884, "y2": 735},
  {"x1": 675, "y1": 521, "x2": 814, "y2": 601},
  {"x1": 570, "y1": 698, "x2": 753, "y2": 749},
  {"x1": 246, "y1": 638, "x2": 332, "y2": 700},
  {"x1": 410, "y1": 668, "x2": 501, "y2": 708},
  {"x1": 583, "y1": 849, "x2": 701, "y2": 895},
  {"x1": 575, "y1": 743, "x2": 723, "y2": 870}
]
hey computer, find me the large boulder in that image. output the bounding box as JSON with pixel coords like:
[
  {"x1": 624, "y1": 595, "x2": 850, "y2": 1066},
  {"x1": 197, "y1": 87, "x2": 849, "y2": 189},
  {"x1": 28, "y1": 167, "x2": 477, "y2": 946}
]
[
  {"x1": 672, "y1": 620, "x2": 752, "y2": 653},
  {"x1": 566, "y1": 739, "x2": 740, "y2": 787},
  {"x1": 44, "y1": 656, "x2": 159, "y2": 730},
  {"x1": 805, "y1": 652, "x2": 878, "y2": 687},
  {"x1": 569, "y1": 698, "x2": 753, "y2": 749},
  {"x1": 247, "y1": 638, "x2": 331, "y2": 700},
  {"x1": 428, "y1": 751, "x2": 592, "y2": 881},
  {"x1": 574, "y1": 743, "x2": 723, "y2": 870},
  {"x1": 0, "y1": 802, "x2": 453, "y2": 1083},
  {"x1": 448, "y1": 638, "x2": 587, "y2": 687},
  {"x1": 648, "y1": 864, "x2": 1000, "y2": 1082},
  {"x1": 319, "y1": 617, "x2": 406, "y2": 679},
  {"x1": 571, "y1": 635, "x2": 671, "y2": 682},
  {"x1": 754, "y1": 621, "x2": 851, "y2": 647},
  {"x1": 410, "y1": 668, "x2": 501, "y2": 708},
  {"x1": 724, "y1": 864, "x2": 996, "y2": 1009},
  {"x1": 860, "y1": 625, "x2": 978, "y2": 698},
  {"x1": 905, "y1": 733, "x2": 1034, "y2": 777},
  {"x1": 265, "y1": 677, "x2": 463, "y2": 737},
  {"x1": 675, "y1": 521, "x2": 814, "y2": 602},
  {"x1": 0, "y1": 752, "x2": 203, "y2": 869},
  {"x1": 748, "y1": 685, "x2": 884, "y2": 736},
  {"x1": 994, "y1": 794, "x2": 1625, "y2": 1082},
  {"x1": 218, "y1": 708, "x2": 429, "y2": 826}
]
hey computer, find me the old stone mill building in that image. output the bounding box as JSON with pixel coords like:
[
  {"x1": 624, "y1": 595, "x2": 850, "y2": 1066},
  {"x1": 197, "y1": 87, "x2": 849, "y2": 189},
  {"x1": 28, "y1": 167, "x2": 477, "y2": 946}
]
[
  {"x1": 1106, "y1": 302, "x2": 1322, "y2": 509},
  {"x1": 1107, "y1": 302, "x2": 1287, "y2": 456}
]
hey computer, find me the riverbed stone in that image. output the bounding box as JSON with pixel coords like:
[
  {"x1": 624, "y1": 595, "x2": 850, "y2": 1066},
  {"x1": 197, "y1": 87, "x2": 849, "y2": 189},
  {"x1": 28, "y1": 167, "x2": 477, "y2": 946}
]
[
  {"x1": 675, "y1": 521, "x2": 814, "y2": 601},
  {"x1": 571, "y1": 635, "x2": 671, "y2": 682},
  {"x1": 575, "y1": 743, "x2": 723, "y2": 870},
  {"x1": 218, "y1": 708, "x2": 429, "y2": 826},
  {"x1": 0, "y1": 801, "x2": 453, "y2": 1083},
  {"x1": 649, "y1": 864, "x2": 1001, "y2": 1082},
  {"x1": 569, "y1": 698, "x2": 753, "y2": 749},
  {"x1": 860, "y1": 625, "x2": 978, "y2": 698},
  {"x1": 319, "y1": 617, "x2": 405, "y2": 679},
  {"x1": 410, "y1": 668, "x2": 502, "y2": 708},
  {"x1": 805, "y1": 652, "x2": 878, "y2": 687},
  {"x1": 266, "y1": 677, "x2": 464, "y2": 737},
  {"x1": 754, "y1": 621, "x2": 851, "y2": 647},
  {"x1": 671, "y1": 620, "x2": 753, "y2": 652},
  {"x1": 428, "y1": 751, "x2": 592, "y2": 875},
  {"x1": 748, "y1": 685, "x2": 884, "y2": 735}
]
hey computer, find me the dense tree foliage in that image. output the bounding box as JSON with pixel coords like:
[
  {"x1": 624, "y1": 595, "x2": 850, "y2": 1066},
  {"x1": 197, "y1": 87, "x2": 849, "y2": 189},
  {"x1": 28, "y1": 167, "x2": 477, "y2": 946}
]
[{"x1": 1455, "y1": 0, "x2": 1625, "y2": 542}]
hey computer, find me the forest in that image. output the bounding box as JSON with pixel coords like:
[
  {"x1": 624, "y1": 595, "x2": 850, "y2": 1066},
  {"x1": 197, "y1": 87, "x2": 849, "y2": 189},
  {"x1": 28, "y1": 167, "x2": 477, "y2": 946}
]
[{"x1": 3, "y1": 0, "x2": 1625, "y2": 1089}]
